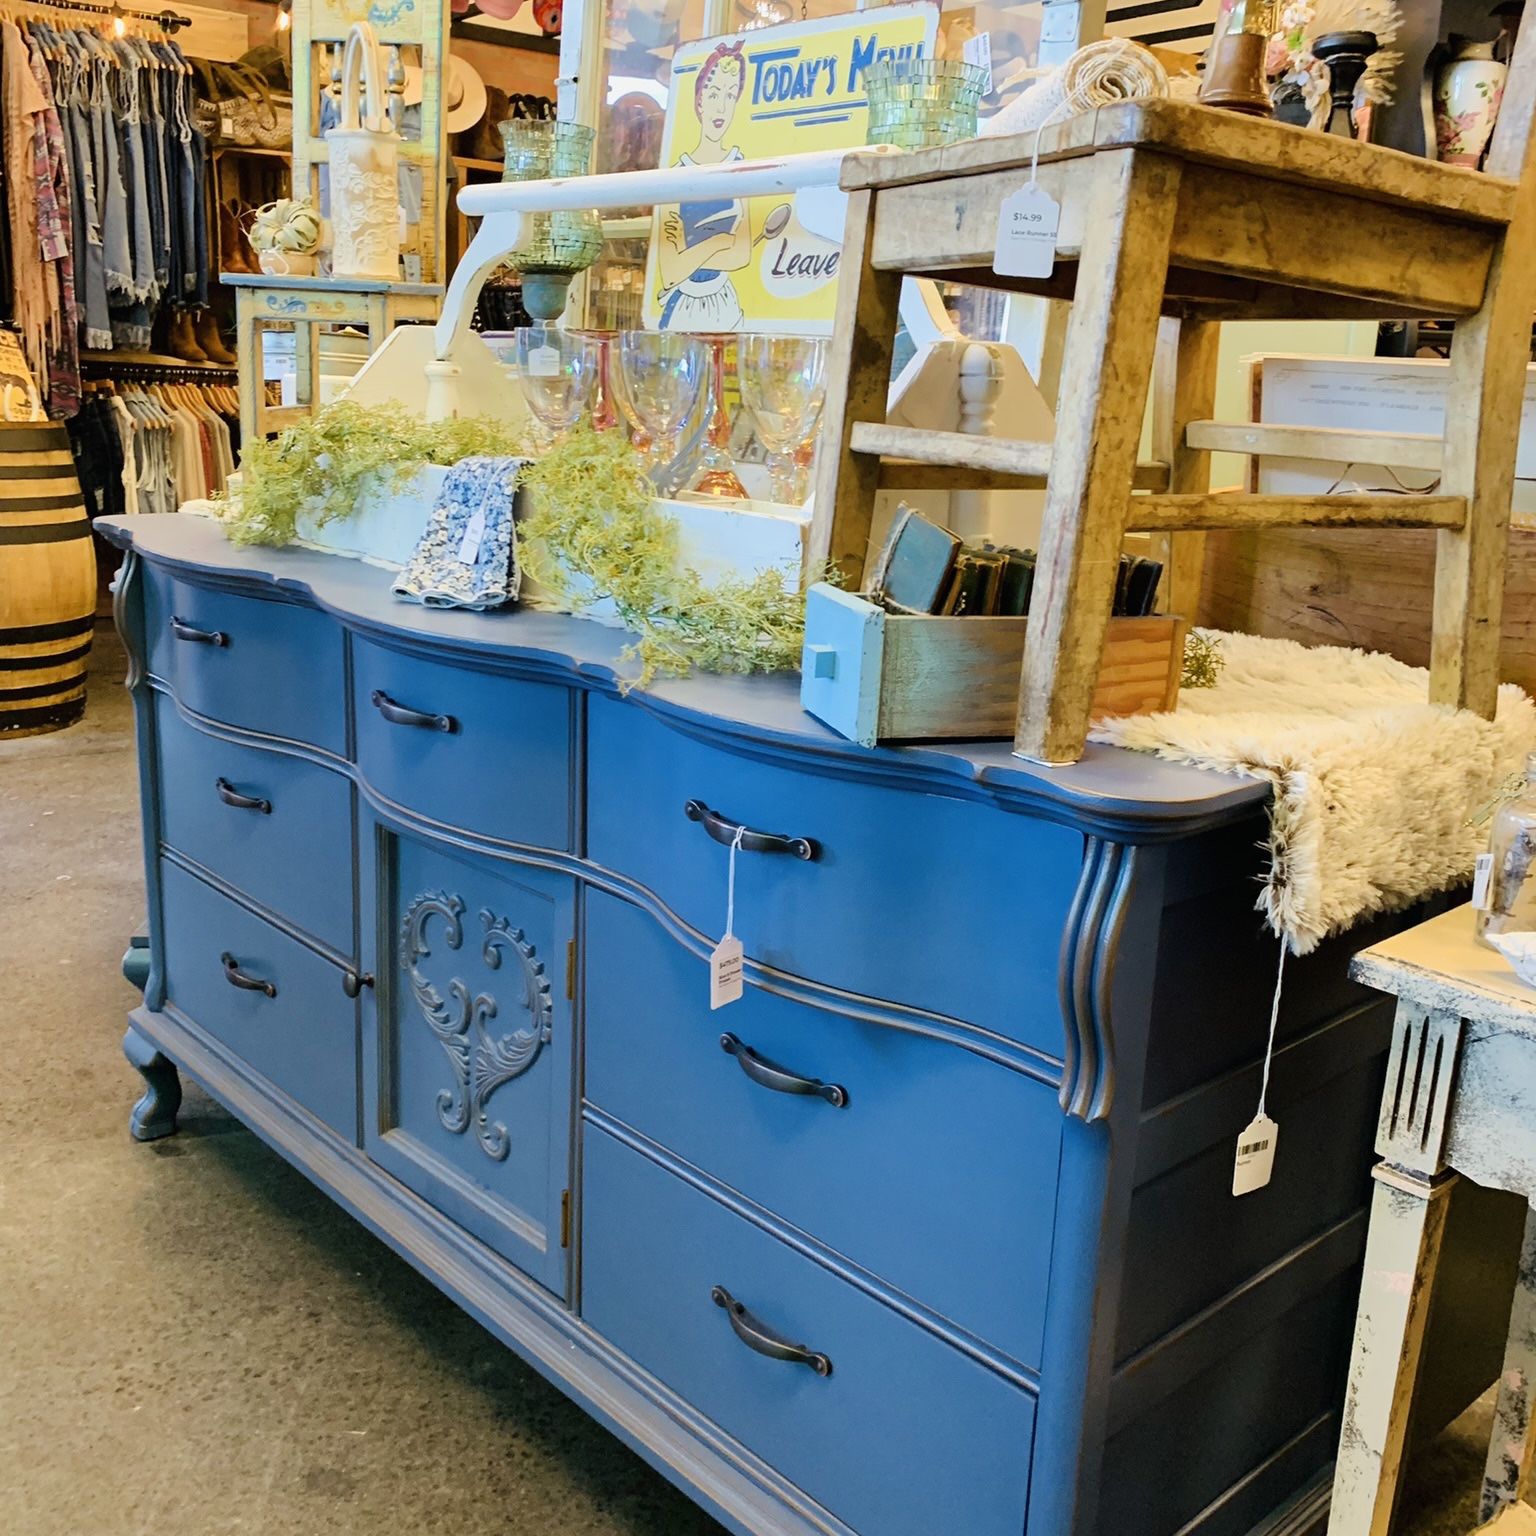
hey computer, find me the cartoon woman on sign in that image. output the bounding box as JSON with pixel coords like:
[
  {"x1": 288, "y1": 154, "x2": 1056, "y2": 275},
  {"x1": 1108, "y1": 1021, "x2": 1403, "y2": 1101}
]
[{"x1": 656, "y1": 42, "x2": 755, "y2": 331}]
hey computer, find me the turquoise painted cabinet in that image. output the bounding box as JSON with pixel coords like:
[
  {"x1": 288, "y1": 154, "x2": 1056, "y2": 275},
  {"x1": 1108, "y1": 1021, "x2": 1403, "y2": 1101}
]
[{"x1": 104, "y1": 515, "x2": 1509, "y2": 1536}]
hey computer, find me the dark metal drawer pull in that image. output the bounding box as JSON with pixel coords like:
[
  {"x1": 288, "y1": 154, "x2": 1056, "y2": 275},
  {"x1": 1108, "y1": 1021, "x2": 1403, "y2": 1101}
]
[
  {"x1": 684, "y1": 800, "x2": 817, "y2": 860},
  {"x1": 341, "y1": 967, "x2": 374, "y2": 999},
  {"x1": 711, "y1": 1286, "x2": 832, "y2": 1377},
  {"x1": 371, "y1": 689, "x2": 457, "y2": 734},
  {"x1": 171, "y1": 617, "x2": 228, "y2": 647},
  {"x1": 720, "y1": 1033, "x2": 847, "y2": 1107},
  {"x1": 221, "y1": 952, "x2": 277, "y2": 998},
  {"x1": 215, "y1": 777, "x2": 271, "y2": 814}
]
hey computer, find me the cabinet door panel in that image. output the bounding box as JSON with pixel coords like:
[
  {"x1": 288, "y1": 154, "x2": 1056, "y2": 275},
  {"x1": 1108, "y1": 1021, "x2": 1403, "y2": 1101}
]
[{"x1": 365, "y1": 826, "x2": 574, "y2": 1295}]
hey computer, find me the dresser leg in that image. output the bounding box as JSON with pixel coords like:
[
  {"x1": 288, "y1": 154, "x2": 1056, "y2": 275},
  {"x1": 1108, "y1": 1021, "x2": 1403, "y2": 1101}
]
[
  {"x1": 124, "y1": 1026, "x2": 181, "y2": 1142},
  {"x1": 1328, "y1": 1164, "x2": 1457, "y2": 1536},
  {"x1": 1483, "y1": 1203, "x2": 1536, "y2": 1522}
]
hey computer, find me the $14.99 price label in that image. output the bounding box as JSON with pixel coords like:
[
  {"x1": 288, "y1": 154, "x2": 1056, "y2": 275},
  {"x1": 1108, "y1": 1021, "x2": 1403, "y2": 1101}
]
[{"x1": 993, "y1": 182, "x2": 1060, "y2": 279}]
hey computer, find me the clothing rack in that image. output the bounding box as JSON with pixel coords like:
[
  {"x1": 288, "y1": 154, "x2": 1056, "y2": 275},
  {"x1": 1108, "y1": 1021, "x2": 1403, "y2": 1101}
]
[
  {"x1": 17, "y1": 0, "x2": 191, "y2": 36},
  {"x1": 81, "y1": 351, "x2": 236, "y2": 381}
]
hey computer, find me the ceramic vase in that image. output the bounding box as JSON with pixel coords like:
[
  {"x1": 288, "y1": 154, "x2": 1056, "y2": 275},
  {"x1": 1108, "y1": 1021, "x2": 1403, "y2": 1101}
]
[
  {"x1": 257, "y1": 249, "x2": 318, "y2": 277},
  {"x1": 1434, "y1": 40, "x2": 1508, "y2": 168},
  {"x1": 327, "y1": 21, "x2": 402, "y2": 281}
]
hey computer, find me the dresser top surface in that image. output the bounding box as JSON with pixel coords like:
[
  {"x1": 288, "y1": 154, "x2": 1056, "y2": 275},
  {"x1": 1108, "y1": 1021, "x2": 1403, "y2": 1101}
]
[{"x1": 102, "y1": 513, "x2": 1268, "y2": 837}]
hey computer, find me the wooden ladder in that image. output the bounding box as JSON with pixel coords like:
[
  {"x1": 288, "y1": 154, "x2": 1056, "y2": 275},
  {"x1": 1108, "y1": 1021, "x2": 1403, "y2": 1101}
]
[{"x1": 812, "y1": 29, "x2": 1536, "y2": 764}]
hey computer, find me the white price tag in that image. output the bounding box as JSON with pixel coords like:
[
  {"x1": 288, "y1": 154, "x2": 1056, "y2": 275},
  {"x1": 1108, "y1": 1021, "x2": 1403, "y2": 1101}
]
[
  {"x1": 1232, "y1": 1113, "x2": 1279, "y2": 1197},
  {"x1": 1473, "y1": 851, "x2": 1494, "y2": 910},
  {"x1": 529, "y1": 345, "x2": 561, "y2": 379},
  {"x1": 457, "y1": 504, "x2": 488, "y2": 565},
  {"x1": 710, "y1": 936, "x2": 744, "y2": 1010},
  {"x1": 963, "y1": 32, "x2": 994, "y2": 96},
  {"x1": 221, "y1": 115, "x2": 235, "y2": 138},
  {"x1": 993, "y1": 182, "x2": 1059, "y2": 279},
  {"x1": 403, "y1": 253, "x2": 423, "y2": 283}
]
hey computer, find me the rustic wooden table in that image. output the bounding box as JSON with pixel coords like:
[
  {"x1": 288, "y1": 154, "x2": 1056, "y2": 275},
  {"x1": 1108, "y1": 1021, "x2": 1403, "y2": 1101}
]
[{"x1": 1334, "y1": 905, "x2": 1536, "y2": 1535}]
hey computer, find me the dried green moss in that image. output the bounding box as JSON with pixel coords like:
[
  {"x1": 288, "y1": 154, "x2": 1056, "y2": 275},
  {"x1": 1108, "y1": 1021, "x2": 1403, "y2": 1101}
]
[
  {"x1": 225, "y1": 412, "x2": 811, "y2": 685},
  {"x1": 517, "y1": 428, "x2": 811, "y2": 685},
  {"x1": 217, "y1": 400, "x2": 530, "y2": 547},
  {"x1": 1182, "y1": 629, "x2": 1225, "y2": 690}
]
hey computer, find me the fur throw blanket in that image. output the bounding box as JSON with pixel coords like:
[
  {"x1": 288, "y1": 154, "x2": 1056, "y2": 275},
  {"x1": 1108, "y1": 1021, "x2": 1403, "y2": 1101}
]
[{"x1": 1089, "y1": 630, "x2": 1536, "y2": 954}]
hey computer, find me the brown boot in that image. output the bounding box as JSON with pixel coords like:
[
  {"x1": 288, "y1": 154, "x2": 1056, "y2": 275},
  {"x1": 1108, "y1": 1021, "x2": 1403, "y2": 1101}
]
[
  {"x1": 220, "y1": 201, "x2": 257, "y2": 274},
  {"x1": 195, "y1": 309, "x2": 237, "y2": 366},
  {"x1": 168, "y1": 309, "x2": 209, "y2": 364}
]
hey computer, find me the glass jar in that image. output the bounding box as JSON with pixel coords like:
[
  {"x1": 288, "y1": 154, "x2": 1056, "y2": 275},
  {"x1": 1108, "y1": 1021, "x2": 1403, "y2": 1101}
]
[
  {"x1": 1479, "y1": 752, "x2": 1536, "y2": 943},
  {"x1": 498, "y1": 121, "x2": 603, "y2": 321}
]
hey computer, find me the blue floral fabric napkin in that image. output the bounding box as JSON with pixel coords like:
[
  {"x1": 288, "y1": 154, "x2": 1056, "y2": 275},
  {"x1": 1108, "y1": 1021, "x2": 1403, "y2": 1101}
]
[{"x1": 393, "y1": 455, "x2": 526, "y2": 610}]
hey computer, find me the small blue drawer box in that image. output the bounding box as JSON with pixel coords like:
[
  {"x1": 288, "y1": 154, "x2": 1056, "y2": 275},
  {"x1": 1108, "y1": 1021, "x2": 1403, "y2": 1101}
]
[{"x1": 800, "y1": 583, "x2": 1185, "y2": 747}]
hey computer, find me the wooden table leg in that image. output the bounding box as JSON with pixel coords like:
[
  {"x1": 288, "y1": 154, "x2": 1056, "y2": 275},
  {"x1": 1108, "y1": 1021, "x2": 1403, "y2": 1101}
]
[
  {"x1": 1328, "y1": 1165, "x2": 1458, "y2": 1536},
  {"x1": 1013, "y1": 148, "x2": 1182, "y2": 765},
  {"x1": 294, "y1": 318, "x2": 319, "y2": 413},
  {"x1": 235, "y1": 294, "x2": 259, "y2": 449},
  {"x1": 1149, "y1": 316, "x2": 1219, "y2": 620},
  {"x1": 1483, "y1": 1204, "x2": 1536, "y2": 1523},
  {"x1": 808, "y1": 187, "x2": 902, "y2": 590}
]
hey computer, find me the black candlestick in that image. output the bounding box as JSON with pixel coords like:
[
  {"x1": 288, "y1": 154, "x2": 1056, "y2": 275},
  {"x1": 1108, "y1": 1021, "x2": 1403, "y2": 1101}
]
[{"x1": 1312, "y1": 30, "x2": 1379, "y2": 139}]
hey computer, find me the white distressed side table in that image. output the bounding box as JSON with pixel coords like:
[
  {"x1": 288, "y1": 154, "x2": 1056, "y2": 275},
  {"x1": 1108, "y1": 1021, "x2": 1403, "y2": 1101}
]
[
  {"x1": 1331, "y1": 904, "x2": 1536, "y2": 1536},
  {"x1": 222, "y1": 274, "x2": 442, "y2": 445}
]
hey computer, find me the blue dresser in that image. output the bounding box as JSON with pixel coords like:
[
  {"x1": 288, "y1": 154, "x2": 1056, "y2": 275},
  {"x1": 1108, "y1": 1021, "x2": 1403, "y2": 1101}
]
[{"x1": 103, "y1": 514, "x2": 1510, "y2": 1536}]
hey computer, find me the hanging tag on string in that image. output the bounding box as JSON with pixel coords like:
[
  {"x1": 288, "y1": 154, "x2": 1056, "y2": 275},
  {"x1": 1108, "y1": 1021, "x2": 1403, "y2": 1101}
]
[
  {"x1": 994, "y1": 185, "x2": 1059, "y2": 278},
  {"x1": 993, "y1": 109, "x2": 1062, "y2": 280},
  {"x1": 710, "y1": 825, "x2": 746, "y2": 1010},
  {"x1": 1233, "y1": 1113, "x2": 1279, "y2": 1196},
  {"x1": 1233, "y1": 941, "x2": 1286, "y2": 1197}
]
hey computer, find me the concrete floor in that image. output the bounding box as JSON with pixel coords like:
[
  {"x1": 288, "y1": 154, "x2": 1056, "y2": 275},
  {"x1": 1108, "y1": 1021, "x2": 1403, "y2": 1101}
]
[{"x1": 0, "y1": 631, "x2": 1506, "y2": 1536}]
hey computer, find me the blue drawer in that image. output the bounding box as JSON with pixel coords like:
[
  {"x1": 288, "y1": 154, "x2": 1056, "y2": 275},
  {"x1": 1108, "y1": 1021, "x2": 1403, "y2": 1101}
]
[
  {"x1": 142, "y1": 563, "x2": 345, "y2": 754},
  {"x1": 160, "y1": 861, "x2": 357, "y2": 1138},
  {"x1": 582, "y1": 1126, "x2": 1036, "y2": 1536},
  {"x1": 585, "y1": 696, "x2": 1082, "y2": 1057},
  {"x1": 585, "y1": 891, "x2": 1057, "y2": 1369},
  {"x1": 155, "y1": 697, "x2": 353, "y2": 952},
  {"x1": 352, "y1": 637, "x2": 573, "y2": 851}
]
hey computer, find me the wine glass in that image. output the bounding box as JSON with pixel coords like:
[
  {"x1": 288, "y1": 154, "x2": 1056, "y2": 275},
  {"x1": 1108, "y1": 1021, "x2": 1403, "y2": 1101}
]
[
  {"x1": 513, "y1": 323, "x2": 596, "y2": 444},
  {"x1": 738, "y1": 334, "x2": 828, "y2": 504},
  {"x1": 686, "y1": 334, "x2": 748, "y2": 500},
  {"x1": 617, "y1": 331, "x2": 707, "y2": 489}
]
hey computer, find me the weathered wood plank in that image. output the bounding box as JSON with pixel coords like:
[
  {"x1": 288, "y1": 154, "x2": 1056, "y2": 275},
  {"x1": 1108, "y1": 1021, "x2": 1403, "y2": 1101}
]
[
  {"x1": 842, "y1": 99, "x2": 1517, "y2": 226},
  {"x1": 807, "y1": 188, "x2": 903, "y2": 587},
  {"x1": 1431, "y1": 19, "x2": 1536, "y2": 718},
  {"x1": 1129, "y1": 494, "x2": 1468, "y2": 532},
  {"x1": 868, "y1": 160, "x2": 1494, "y2": 317},
  {"x1": 1150, "y1": 318, "x2": 1220, "y2": 617},
  {"x1": 1015, "y1": 148, "x2": 1181, "y2": 765},
  {"x1": 868, "y1": 162, "x2": 1082, "y2": 275},
  {"x1": 854, "y1": 423, "x2": 1171, "y2": 492},
  {"x1": 1171, "y1": 165, "x2": 1496, "y2": 318},
  {"x1": 851, "y1": 421, "x2": 1052, "y2": 477},
  {"x1": 1197, "y1": 526, "x2": 1536, "y2": 700},
  {"x1": 1185, "y1": 420, "x2": 1446, "y2": 473}
]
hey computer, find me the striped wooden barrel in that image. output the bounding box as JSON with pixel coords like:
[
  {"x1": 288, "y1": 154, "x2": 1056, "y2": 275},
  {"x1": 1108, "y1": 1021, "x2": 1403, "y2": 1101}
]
[{"x1": 0, "y1": 422, "x2": 96, "y2": 737}]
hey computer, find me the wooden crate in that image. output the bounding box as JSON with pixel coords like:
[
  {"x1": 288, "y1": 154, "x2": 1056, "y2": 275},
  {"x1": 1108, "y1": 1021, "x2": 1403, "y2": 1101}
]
[
  {"x1": 800, "y1": 584, "x2": 1185, "y2": 748},
  {"x1": 1198, "y1": 525, "x2": 1536, "y2": 698}
]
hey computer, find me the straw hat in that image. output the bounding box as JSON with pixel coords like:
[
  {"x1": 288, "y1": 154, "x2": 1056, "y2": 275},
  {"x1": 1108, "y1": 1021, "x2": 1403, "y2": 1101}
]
[{"x1": 402, "y1": 53, "x2": 489, "y2": 134}]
